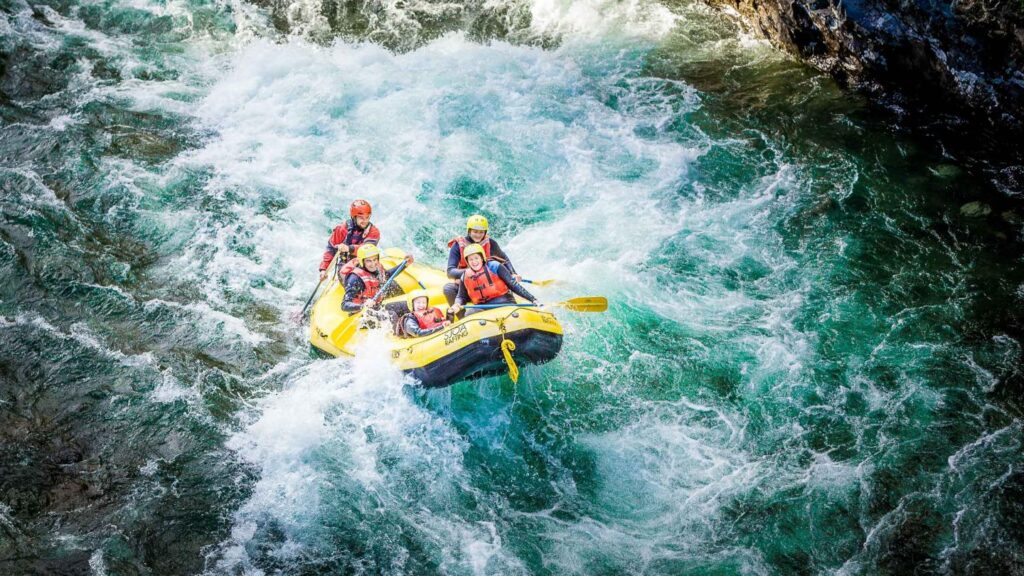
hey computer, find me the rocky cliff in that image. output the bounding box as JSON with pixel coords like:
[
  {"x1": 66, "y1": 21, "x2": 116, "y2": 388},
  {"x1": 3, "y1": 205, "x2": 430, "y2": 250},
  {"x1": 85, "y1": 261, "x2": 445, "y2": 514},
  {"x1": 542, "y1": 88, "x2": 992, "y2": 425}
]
[{"x1": 705, "y1": 0, "x2": 1024, "y2": 194}]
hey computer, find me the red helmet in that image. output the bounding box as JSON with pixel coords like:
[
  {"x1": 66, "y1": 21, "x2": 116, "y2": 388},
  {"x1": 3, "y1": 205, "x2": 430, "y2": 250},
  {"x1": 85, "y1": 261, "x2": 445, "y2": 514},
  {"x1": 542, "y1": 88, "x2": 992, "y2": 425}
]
[{"x1": 350, "y1": 199, "x2": 372, "y2": 218}]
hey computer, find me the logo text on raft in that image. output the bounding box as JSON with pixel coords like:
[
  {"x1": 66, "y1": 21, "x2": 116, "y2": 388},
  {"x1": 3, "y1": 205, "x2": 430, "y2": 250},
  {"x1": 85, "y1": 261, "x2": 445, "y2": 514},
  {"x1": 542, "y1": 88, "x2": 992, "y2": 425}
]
[{"x1": 444, "y1": 324, "x2": 469, "y2": 346}]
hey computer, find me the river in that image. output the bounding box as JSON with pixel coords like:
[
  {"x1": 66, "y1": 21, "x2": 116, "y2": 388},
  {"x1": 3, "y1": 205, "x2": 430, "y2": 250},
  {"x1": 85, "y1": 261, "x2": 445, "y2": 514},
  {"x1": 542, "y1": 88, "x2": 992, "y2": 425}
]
[{"x1": 1, "y1": 0, "x2": 1022, "y2": 573}]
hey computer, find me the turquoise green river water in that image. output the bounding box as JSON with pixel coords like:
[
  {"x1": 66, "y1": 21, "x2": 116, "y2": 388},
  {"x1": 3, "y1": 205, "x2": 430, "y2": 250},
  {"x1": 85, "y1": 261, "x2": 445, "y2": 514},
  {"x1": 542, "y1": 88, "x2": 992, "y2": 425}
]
[{"x1": 2, "y1": 0, "x2": 1023, "y2": 573}]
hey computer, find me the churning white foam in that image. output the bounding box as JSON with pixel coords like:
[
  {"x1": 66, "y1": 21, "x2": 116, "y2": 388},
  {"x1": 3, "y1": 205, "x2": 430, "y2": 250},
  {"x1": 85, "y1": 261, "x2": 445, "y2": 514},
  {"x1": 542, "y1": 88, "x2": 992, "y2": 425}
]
[
  {"x1": 176, "y1": 3, "x2": 833, "y2": 571},
  {"x1": 179, "y1": 31, "x2": 707, "y2": 319},
  {"x1": 216, "y1": 330, "x2": 524, "y2": 572},
  {"x1": 528, "y1": 0, "x2": 677, "y2": 41}
]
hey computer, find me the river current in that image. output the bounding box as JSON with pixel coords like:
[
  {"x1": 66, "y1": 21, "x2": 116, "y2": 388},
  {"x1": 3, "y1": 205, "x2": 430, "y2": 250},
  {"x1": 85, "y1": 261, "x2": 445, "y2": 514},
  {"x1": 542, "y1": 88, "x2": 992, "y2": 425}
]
[{"x1": 1, "y1": 0, "x2": 1022, "y2": 573}]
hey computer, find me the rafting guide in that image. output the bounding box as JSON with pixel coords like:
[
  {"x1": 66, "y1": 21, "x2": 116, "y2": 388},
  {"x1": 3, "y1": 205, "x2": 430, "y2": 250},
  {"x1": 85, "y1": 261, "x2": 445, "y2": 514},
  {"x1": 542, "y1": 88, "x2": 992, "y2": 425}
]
[
  {"x1": 302, "y1": 202, "x2": 605, "y2": 387},
  {"x1": 318, "y1": 199, "x2": 380, "y2": 282}
]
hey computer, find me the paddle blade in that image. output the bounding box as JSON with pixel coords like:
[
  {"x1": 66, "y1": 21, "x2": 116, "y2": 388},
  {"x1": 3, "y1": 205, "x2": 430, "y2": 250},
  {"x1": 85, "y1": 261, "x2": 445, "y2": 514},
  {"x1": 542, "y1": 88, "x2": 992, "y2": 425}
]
[
  {"x1": 557, "y1": 296, "x2": 607, "y2": 312},
  {"x1": 524, "y1": 278, "x2": 558, "y2": 286}
]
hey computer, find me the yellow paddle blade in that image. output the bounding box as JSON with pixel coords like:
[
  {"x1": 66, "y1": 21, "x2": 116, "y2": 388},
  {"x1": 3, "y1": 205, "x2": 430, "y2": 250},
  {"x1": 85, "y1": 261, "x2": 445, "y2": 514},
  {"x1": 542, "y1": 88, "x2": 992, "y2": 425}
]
[
  {"x1": 526, "y1": 278, "x2": 558, "y2": 286},
  {"x1": 555, "y1": 296, "x2": 607, "y2": 312}
]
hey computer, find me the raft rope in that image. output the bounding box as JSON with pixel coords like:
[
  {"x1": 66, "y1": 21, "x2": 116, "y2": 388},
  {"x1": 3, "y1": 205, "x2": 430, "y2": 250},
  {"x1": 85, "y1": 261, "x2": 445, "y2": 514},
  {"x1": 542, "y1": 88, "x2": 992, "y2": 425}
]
[
  {"x1": 498, "y1": 320, "x2": 519, "y2": 384},
  {"x1": 392, "y1": 308, "x2": 548, "y2": 383}
]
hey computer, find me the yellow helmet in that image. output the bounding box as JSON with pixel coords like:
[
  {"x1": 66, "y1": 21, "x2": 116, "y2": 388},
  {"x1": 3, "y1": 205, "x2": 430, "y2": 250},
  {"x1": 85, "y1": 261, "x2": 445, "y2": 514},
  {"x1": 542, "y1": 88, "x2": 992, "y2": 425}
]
[
  {"x1": 356, "y1": 244, "x2": 381, "y2": 265},
  {"x1": 466, "y1": 214, "x2": 489, "y2": 232},
  {"x1": 406, "y1": 289, "x2": 430, "y2": 310},
  {"x1": 462, "y1": 243, "x2": 486, "y2": 260}
]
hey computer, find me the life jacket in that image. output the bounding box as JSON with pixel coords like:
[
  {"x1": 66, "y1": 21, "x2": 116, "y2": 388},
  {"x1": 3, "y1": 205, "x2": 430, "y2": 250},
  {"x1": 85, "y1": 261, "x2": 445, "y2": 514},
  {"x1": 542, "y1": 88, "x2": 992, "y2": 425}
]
[
  {"x1": 339, "y1": 219, "x2": 377, "y2": 249},
  {"x1": 396, "y1": 308, "x2": 446, "y2": 337},
  {"x1": 462, "y1": 262, "x2": 509, "y2": 304},
  {"x1": 447, "y1": 236, "x2": 491, "y2": 268},
  {"x1": 338, "y1": 258, "x2": 383, "y2": 304},
  {"x1": 414, "y1": 308, "x2": 446, "y2": 330}
]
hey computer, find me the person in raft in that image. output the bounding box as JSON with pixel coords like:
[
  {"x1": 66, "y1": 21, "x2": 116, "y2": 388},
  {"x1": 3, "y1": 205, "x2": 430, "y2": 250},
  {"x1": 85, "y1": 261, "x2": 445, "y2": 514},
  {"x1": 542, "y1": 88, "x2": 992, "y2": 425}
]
[
  {"x1": 448, "y1": 244, "x2": 539, "y2": 317},
  {"x1": 318, "y1": 199, "x2": 380, "y2": 282},
  {"x1": 398, "y1": 289, "x2": 451, "y2": 338},
  {"x1": 340, "y1": 244, "x2": 413, "y2": 314},
  {"x1": 442, "y1": 214, "x2": 521, "y2": 306}
]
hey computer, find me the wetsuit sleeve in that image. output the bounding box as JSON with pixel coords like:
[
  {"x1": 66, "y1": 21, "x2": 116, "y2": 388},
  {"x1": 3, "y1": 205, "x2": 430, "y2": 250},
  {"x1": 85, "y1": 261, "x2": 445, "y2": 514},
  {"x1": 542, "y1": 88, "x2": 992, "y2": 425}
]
[
  {"x1": 454, "y1": 279, "x2": 469, "y2": 307},
  {"x1": 494, "y1": 263, "x2": 535, "y2": 302},
  {"x1": 446, "y1": 243, "x2": 465, "y2": 280},
  {"x1": 401, "y1": 315, "x2": 446, "y2": 338},
  {"x1": 488, "y1": 240, "x2": 516, "y2": 275},
  {"x1": 320, "y1": 225, "x2": 346, "y2": 271},
  {"x1": 341, "y1": 275, "x2": 365, "y2": 313}
]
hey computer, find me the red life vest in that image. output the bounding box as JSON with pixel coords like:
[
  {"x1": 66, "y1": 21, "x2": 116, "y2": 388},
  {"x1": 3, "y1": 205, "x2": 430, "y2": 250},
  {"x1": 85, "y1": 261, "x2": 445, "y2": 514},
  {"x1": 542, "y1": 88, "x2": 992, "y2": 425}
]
[
  {"x1": 338, "y1": 258, "x2": 383, "y2": 304},
  {"x1": 397, "y1": 307, "x2": 446, "y2": 338},
  {"x1": 447, "y1": 236, "x2": 491, "y2": 268},
  {"x1": 338, "y1": 220, "x2": 379, "y2": 249},
  {"x1": 413, "y1": 308, "x2": 446, "y2": 330},
  {"x1": 462, "y1": 263, "x2": 509, "y2": 304}
]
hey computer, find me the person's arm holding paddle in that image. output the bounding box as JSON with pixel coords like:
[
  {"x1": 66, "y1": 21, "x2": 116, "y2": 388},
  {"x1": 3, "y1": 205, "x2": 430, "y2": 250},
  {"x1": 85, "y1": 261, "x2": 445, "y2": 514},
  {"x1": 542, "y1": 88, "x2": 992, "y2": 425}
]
[{"x1": 494, "y1": 263, "x2": 535, "y2": 303}]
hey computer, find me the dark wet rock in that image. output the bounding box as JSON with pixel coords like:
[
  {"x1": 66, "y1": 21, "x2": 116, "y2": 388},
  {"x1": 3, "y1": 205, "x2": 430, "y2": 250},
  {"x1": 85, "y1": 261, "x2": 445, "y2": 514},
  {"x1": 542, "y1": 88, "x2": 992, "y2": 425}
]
[
  {"x1": 108, "y1": 131, "x2": 183, "y2": 163},
  {"x1": 703, "y1": 0, "x2": 1024, "y2": 193},
  {"x1": 961, "y1": 200, "x2": 993, "y2": 217}
]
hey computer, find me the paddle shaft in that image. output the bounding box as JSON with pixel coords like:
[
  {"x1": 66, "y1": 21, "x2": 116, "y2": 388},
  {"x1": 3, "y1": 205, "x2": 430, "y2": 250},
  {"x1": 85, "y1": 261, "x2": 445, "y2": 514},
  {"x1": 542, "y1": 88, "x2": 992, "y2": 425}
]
[
  {"x1": 299, "y1": 251, "x2": 343, "y2": 319},
  {"x1": 464, "y1": 296, "x2": 607, "y2": 312},
  {"x1": 465, "y1": 303, "x2": 539, "y2": 310},
  {"x1": 299, "y1": 278, "x2": 325, "y2": 317},
  {"x1": 368, "y1": 259, "x2": 409, "y2": 305}
]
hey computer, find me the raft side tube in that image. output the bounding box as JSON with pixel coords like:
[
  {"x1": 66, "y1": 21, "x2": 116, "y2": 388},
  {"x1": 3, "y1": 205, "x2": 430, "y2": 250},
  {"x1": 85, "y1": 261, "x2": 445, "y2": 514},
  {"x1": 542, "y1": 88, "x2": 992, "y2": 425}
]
[{"x1": 409, "y1": 328, "x2": 563, "y2": 388}]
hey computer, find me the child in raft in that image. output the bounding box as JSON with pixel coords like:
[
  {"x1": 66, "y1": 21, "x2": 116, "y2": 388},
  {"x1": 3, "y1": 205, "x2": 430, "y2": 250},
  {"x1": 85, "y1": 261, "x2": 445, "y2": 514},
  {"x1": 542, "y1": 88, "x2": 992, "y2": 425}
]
[{"x1": 398, "y1": 290, "x2": 451, "y2": 338}]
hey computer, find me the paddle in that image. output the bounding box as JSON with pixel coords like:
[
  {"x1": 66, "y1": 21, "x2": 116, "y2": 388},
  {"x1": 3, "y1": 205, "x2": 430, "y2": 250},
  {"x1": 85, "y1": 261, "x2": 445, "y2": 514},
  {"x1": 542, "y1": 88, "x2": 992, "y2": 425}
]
[
  {"x1": 292, "y1": 251, "x2": 343, "y2": 323},
  {"x1": 293, "y1": 277, "x2": 325, "y2": 321},
  {"x1": 329, "y1": 257, "x2": 412, "y2": 348},
  {"x1": 368, "y1": 258, "x2": 409, "y2": 306},
  {"x1": 465, "y1": 296, "x2": 607, "y2": 313},
  {"x1": 522, "y1": 278, "x2": 557, "y2": 286}
]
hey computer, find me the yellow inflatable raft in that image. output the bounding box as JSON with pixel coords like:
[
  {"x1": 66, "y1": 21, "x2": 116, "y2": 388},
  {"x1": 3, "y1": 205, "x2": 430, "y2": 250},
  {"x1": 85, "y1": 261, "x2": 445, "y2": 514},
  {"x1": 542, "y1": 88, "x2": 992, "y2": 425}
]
[{"x1": 308, "y1": 249, "x2": 563, "y2": 387}]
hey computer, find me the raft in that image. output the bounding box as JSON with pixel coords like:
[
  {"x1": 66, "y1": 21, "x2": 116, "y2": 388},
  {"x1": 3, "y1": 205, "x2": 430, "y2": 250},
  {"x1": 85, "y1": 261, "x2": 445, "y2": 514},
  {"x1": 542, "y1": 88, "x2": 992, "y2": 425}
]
[{"x1": 308, "y1": 248, "x2": 563, "y2": 387}]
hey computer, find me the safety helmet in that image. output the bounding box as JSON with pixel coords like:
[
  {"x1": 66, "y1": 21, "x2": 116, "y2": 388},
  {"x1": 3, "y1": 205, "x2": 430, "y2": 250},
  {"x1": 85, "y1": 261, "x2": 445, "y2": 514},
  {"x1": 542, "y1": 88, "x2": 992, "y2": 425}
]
[
  {"x1": 350, "y1": 199, "x2": 372, "y2": 219},
  {"x1": 406, "y1": 289, "x2": 430, "y2": 310},
  {"x1": 466, "y1": 214, "x2": 489, "y2": 232},
  {"x1": 462, "y1": 243, "x2": 486, "y2": 261},
  {"x1": 357, "y1": 244, "x2": 381, "y2": 265}
]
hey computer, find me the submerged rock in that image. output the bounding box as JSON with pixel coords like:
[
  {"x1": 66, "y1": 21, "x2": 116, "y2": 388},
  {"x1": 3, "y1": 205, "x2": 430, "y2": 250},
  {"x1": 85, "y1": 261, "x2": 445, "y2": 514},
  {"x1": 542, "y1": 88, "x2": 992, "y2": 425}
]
[{"x1": 960, "y1": 200, "x2": 993, "y2": 217}]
